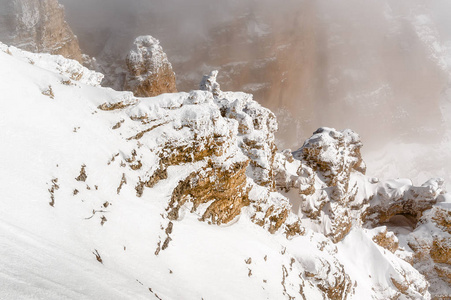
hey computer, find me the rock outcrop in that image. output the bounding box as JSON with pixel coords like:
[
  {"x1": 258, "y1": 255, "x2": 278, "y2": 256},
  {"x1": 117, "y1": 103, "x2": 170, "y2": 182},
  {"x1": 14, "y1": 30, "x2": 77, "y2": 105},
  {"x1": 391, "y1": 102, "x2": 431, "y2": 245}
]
[
  {"x1": 292, "y1": 128, "x2": 366, "y2": 200},
  {"x1": 210, "y1": 84, "x2": 278, "y2": 190},
  {"x1": 406, "y1": 201, "x2": 451, "y2": 299},
  {"x1": 271, "y1": 125, "x2": 449, "y2": 296},
  {"x1": 97, "y1": 71, "x2": 298, "y2": 238},
  {"x1": 124, "y1": 35, "x2": 177, "y2": 97},
  {"x1": 364, "y1": 178, "x2": 445, "y2": 226},
  {"x1": 0, "y1": 0, "x2": 83, "y2": 63},
  {"x1": 274, "y1": 128, "x2": 368, "y2": 243},
  {"x1": 200, "y1": 70, "x2": 222, "y2": 98}
]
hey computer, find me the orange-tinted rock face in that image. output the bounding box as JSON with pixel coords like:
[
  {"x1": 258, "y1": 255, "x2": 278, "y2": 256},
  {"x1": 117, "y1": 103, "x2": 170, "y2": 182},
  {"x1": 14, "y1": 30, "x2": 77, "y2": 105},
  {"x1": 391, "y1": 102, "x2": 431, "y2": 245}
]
[
  {"x1": 167, "y1": 159, "x2": 250, "y2": 225},
  {"x1": 372, "y1": 229, "x2": 399, "y2": 253},
  {"x1": 124, "y1": 36, "x2": 177, "y2": 97},
  {"x1": 0, "y1": 0, "x2": 83, "y2": 63}
]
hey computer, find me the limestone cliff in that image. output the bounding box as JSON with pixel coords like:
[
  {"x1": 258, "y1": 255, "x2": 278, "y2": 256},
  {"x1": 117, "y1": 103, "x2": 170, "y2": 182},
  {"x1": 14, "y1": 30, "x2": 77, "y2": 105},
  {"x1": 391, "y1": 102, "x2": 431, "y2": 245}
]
[{"x1": 0, "y1": 0, "x2": 83, "y2": 63}]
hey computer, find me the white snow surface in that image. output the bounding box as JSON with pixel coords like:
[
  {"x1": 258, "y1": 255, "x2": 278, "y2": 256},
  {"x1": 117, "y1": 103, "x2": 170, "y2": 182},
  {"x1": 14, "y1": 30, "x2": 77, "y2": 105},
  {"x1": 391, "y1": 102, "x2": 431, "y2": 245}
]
[
  {"x1": 0, "y1": 43, "x2": 103, "y2": 87},
  {"x1": 0, "y1": 44, "x2": 434, "y2": 299}
]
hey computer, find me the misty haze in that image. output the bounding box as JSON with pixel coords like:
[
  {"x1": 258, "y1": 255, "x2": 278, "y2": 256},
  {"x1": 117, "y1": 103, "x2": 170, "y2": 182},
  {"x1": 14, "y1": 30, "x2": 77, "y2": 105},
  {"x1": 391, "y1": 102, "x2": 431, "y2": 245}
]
[{"x1": 1, "y1": 0, "x2": 451, "y2": 299}]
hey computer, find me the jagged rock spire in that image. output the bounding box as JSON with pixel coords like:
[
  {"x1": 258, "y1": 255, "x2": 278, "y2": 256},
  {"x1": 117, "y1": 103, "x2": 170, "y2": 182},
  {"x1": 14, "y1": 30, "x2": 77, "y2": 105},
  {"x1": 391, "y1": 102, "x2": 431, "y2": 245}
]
[
  {"x1": 124, "y1": 35, "x2": 177, "y2": 97},
  {"x1": 200, "y1": 70, "x2": 221, "y2": 98}
]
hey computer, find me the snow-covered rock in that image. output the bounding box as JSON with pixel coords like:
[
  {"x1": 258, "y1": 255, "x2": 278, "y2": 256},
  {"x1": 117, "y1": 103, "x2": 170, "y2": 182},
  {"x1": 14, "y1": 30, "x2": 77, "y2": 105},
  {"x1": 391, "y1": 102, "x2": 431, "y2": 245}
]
[
  {"x1": 405, "y1": 201, "x2": 451, "y2": 299},
  {"x1": 200, "y1": 70, "x2": 222, "y2": 98},
  {"x1": 200, "y1": 72, "x2": 278, "y2": 189},
  {"x1": 124, "y1": 35, "x2": 177, "y2": 97},
  {"x1": 273, "y1": 125, "x2": 451, "y2": 296},
  {"x1": 274, "y1": 128, "x2": 368, "y2": 243},
  {"x1": 364, "y1": 177, "x2": 446, "y2": 226}
]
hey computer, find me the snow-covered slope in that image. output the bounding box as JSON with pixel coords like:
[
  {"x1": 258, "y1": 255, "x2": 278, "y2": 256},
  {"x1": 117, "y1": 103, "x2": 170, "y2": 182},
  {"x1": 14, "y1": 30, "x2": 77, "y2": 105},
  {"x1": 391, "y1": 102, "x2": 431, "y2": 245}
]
[{"x1": 0, "y1": 43, "x2": 448, "y2": 299}]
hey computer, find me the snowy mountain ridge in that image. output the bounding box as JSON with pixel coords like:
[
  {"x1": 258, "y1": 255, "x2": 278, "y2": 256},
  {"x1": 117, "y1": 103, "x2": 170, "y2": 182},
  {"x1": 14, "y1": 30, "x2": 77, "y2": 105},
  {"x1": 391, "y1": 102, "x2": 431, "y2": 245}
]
[{"x1": 0, "y1": 42, "x2": 450, "y2": 299}]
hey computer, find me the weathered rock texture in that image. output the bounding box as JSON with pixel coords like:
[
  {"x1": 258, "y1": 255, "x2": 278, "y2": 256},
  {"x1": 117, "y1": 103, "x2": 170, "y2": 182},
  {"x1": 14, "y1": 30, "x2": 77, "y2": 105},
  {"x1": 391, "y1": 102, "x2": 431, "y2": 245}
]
[
  {"x1": 364, "y1": 178, "x2": 445, "y2": 226},
  {"x1": 214, "y1": 91, "x2": 278, "y2": 190},
  {"x1": 371, "y1": 227, "x2": 399, "y2": 253},
  {"x1": 124, "y1": 36, "x2": 177, "y2": 97},
  {"x1": 0, "y1": 0, "x2": 83, "y2": 63},
  {"x1": 274, "y1": 128, "x2": 368, "y2": 243},
  {"x1": 406, "y1": 202, "x2": 451, "y2": 299},
  {"x1": 272, "y1": 125, "x2": 448, "y2": 296},
  {"x1": 167, "y1": 160, "x2": 250, "y2": 225},
  {"x1": 293, "y1": 127, "x2": 366, "y2": 201}
]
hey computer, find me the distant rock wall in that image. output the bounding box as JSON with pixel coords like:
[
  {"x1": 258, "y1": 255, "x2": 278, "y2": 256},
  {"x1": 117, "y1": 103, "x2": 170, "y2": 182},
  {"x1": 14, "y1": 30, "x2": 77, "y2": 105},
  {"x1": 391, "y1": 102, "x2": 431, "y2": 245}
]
[{"x1": 0, "y1": 0, "x2": 83, "y2": 63}]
